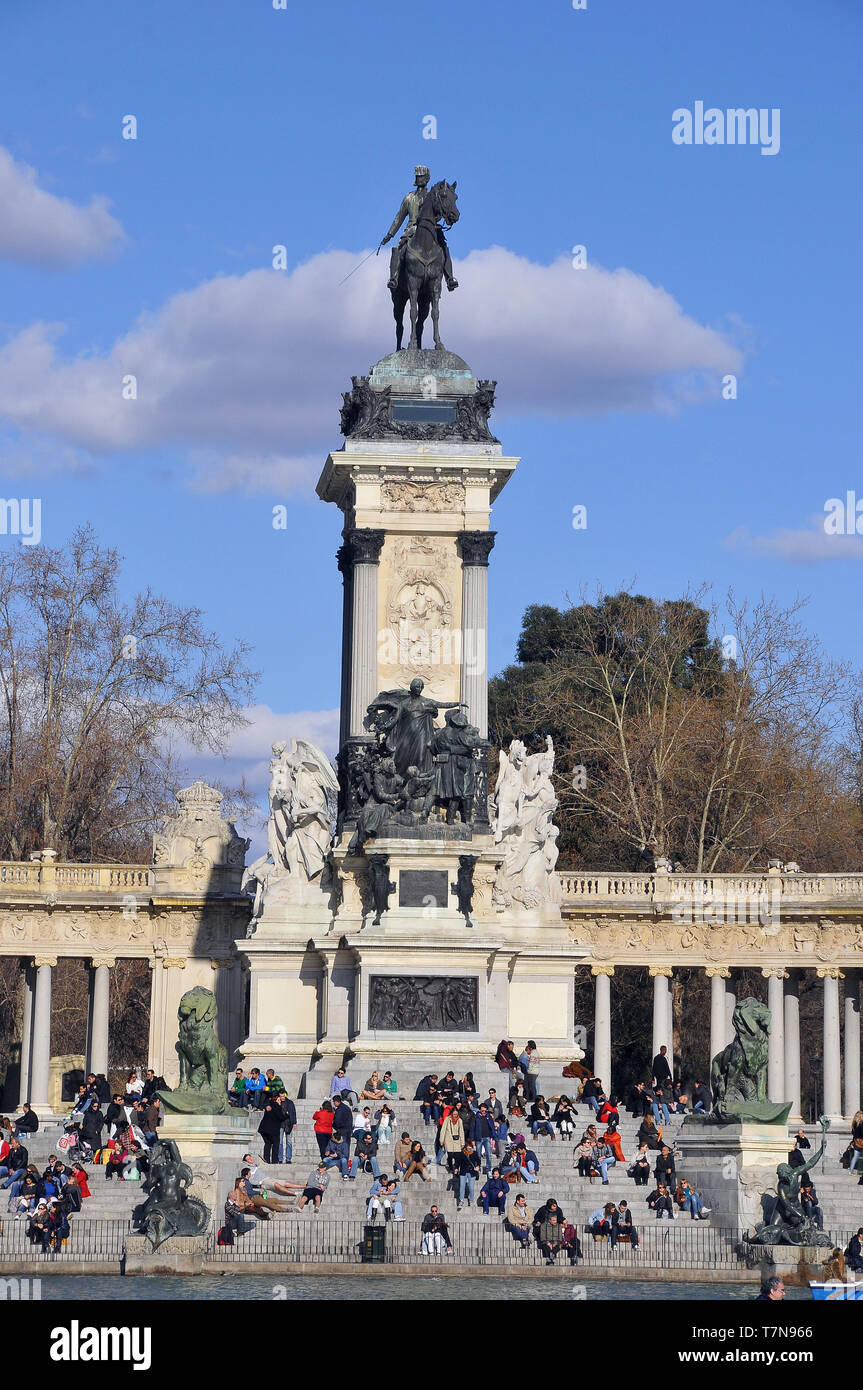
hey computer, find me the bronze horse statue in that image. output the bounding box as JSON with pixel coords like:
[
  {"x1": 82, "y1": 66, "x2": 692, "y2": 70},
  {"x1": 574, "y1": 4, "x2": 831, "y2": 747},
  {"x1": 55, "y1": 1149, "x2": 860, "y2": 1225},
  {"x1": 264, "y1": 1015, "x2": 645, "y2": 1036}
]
[{"x1": 391, "y1": 180, "x2": 459, "y2": 351}]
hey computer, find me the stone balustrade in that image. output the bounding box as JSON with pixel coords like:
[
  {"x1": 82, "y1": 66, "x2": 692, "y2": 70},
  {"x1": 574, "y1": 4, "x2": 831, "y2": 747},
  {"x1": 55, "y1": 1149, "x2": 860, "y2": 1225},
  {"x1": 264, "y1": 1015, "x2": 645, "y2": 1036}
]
[
  {"x1": 558, "y1": 870, "x2": 863, "y2": 910},
  {"x1": 0, "y1": 860, "x2": 152, "y2": 892},
  {"x1": 2, "y1": 860, "x2": 862, "y2": 909}
]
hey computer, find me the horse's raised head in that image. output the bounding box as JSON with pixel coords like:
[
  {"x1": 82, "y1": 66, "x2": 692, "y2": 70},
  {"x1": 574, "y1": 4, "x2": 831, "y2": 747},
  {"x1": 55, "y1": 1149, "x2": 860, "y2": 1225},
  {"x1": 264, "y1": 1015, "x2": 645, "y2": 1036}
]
[{"x1": 433, "y1": 179, "x2": 460, "y2": 227}]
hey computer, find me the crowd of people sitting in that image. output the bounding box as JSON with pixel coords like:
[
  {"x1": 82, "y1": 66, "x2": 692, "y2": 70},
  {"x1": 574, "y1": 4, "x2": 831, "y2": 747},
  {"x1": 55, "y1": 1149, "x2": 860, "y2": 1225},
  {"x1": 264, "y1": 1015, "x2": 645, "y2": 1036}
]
[
  {"x1": 0, "y1": 1069, "x2": 168, "y2": 1253},
  {"x1": 60, "y1": 1069, "x2": 167, "y2": 1170},
  {"x1": 0, "y1": 1113, "x2": 93, "y2": 1252},
  {"x1": 217, "y1": 1044, "x2": 717, "y2": 1259},
  {"x1": 8, "y1": 1040, "x2": 856, "y2": 1267}
]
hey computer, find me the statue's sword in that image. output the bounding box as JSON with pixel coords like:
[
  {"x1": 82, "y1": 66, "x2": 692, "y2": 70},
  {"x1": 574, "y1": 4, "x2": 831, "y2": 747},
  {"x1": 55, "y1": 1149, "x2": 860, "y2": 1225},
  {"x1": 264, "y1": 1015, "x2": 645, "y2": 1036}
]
[{"x1": 337, "y1": 244, "x2": 382, "y2": 287}]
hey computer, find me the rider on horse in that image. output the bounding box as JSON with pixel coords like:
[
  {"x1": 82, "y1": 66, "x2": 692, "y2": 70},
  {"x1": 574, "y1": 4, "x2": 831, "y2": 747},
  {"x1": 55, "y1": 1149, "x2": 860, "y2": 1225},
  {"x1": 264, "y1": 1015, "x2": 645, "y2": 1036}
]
[{"x1": 382, "y1": 165, "x2": 458, "y2": 294}]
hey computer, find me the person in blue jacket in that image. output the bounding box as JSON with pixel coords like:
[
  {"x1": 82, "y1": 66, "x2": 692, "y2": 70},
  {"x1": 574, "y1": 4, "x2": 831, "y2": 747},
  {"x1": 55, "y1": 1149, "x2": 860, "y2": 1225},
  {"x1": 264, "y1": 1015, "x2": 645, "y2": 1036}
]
[
  {"x1": 479, "y1": 1168, "x2": 509, "y2": 1215},
  {"x1": 244, "y1": 1068, "x2": 266, "y2": 1110},
  {"x1": 469, "y1": 1103, "x2": 496, "y2": 1174}
]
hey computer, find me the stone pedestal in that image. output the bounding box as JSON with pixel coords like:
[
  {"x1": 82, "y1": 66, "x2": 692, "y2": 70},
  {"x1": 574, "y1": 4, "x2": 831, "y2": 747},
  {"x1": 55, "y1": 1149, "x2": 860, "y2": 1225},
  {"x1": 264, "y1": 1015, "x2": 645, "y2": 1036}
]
[
  {"x1": 159, "y1": 1111, "x2": 258, "y2": 1166},
  {"x1": 124, "y1": 1233, "x2": 209, "y2": 1275},
  {"x1": 678, "y1": 1118, "x2": 792, "y2": 1232},
  {"x1": 157, "y1": 1111, "x2": 259, "y2": 1230}
]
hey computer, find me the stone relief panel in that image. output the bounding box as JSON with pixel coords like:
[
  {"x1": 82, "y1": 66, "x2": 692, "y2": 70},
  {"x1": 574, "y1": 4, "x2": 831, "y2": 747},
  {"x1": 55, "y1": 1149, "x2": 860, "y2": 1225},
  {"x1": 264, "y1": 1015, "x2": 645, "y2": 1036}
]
[
  {"x1": 381, "y1": 480, "x2": 466, "y2": 513},
  {"x1": 377, "y1": 535, "x2": 462, "y2": 701},
  {"x1": 368, "y1": 975, "x2": 479, "y2": 1031}
]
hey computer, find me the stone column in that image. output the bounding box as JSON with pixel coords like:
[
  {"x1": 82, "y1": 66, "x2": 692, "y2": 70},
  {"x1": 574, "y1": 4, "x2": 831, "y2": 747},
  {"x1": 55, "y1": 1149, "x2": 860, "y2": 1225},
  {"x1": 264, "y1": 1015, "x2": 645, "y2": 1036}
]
[
  {"x1": 783, "y1": 971, "x2": 802, "y2": 1120},
  {"x1": 28, "y1": 956, "x2": 56, "y2": 1113},
  {"x1": 818, "y1": 968, "x2": 843, "y2": 1119},
  {"x1": 706, "y1": 967, "x2": 730, "y2": 1071},
  {"x1": 147, "y1": 952, "x2": 167, "y2": 1078},
  {"x1": 211, "y1": 958, "x2": 241, "y2": 1068},
  {"x1": 336, "y1": 541, "x2": 354, "y2": 748},
  {"x1": 724, "y1": 974, "x2": 737, "y2": 1046},
  {"x1": 762, "y1": 968, "x2": 787, "y2": 1104},
  {"x1": 87, "y1": 957, "x2": 113, "y2": 1078},
  {"x1": 844, "y1": 969, "x2": 860, "y2": 1120},
  {"x1": 345, "y1": 528, "x2": 384, "y2": 737},
  {"x1": 649, "y1": 966, "x2": 672, "y2": 1061},
  {"x1": 458, "y1": 532, "x2": 495, "y2": 737},
  {"x1": 591, "y1": 965, "x2": 614, "y2": 1096},
  {"x1": 18, "y1": 962, "x2": 34, "y2": 1105}
]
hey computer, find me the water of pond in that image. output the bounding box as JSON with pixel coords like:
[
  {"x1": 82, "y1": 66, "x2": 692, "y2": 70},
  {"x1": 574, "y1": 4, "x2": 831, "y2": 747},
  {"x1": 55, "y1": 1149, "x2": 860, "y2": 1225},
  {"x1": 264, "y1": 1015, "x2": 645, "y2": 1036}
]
[{"x1": 31, "y1": 1274, "x2": 810, "y2": 1301}]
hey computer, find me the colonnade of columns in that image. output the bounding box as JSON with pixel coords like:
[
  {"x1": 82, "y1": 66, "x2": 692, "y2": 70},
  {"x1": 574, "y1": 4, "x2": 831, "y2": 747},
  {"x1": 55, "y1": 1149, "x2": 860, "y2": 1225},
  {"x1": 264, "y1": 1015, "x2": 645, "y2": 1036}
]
[
  {"x1": 15, "y1": 955, "x2": 116, "y2": 1113},
  {"x1": 589, "y1": 963, "x2": 862, "y2": 1120}
]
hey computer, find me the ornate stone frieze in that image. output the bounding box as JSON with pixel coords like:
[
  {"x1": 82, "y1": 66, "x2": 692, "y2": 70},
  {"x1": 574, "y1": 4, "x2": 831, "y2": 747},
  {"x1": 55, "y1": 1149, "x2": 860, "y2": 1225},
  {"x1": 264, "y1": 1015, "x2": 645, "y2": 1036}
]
[
  {"x1": 382, "y1": 480, "x2": 466, "y2": 513},
  {"x1": 564, "y1": 915, "x2": 863, "y2": 965}
]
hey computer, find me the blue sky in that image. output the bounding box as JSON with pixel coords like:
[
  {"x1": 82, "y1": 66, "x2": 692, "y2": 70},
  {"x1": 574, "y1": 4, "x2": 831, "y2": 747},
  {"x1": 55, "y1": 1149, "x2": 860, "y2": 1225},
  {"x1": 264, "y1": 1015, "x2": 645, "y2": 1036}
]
[{"x1": 0, "y1": 0, "x2": 861, "y2": 809}]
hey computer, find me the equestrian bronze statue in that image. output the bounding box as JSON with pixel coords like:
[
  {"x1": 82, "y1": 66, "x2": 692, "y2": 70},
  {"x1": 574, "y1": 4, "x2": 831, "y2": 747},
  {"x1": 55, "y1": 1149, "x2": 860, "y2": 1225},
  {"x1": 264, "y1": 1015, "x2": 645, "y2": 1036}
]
[{"x1": 381, "y1": 165, "x2": 460, "y2": 351}]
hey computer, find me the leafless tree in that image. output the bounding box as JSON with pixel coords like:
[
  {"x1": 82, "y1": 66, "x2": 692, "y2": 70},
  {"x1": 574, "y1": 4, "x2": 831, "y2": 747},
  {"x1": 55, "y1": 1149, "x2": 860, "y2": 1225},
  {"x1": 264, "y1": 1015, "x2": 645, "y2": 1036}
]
[{"x1": 0, "y1": 525, "x2": 258, "y2": 862}]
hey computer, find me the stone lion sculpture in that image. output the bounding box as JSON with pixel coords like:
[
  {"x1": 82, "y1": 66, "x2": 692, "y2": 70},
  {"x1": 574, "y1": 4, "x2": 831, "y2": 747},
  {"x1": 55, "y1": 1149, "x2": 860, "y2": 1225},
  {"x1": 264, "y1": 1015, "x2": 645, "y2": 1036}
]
[
  {"x1": 710, "y1": 996, "x2": 791, "y2": 1125},
  {"x1": 159, "y1": 986, "x2": 228, "y2": 1116}
]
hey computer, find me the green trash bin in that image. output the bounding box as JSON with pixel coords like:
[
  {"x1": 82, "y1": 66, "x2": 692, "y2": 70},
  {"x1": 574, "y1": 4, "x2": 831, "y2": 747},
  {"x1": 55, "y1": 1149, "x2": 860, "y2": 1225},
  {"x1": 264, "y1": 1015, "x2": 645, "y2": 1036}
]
[{"x1": 362, "y1": 1223, "x2": 386, "y2": 1263}]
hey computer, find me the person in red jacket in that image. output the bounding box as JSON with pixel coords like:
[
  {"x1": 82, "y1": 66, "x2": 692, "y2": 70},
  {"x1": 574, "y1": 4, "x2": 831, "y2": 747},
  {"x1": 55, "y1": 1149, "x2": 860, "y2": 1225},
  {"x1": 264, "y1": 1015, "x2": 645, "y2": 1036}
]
[
  {"x1": 603, "y1": 1118, "x2": 626, "y2": 1165},
  {"x1": 597, "y1": 1095, "x2": 620, "y2": 1127},
  {"x1": 312, "y1": 1100, "x2": 335, "y2": 1159}
]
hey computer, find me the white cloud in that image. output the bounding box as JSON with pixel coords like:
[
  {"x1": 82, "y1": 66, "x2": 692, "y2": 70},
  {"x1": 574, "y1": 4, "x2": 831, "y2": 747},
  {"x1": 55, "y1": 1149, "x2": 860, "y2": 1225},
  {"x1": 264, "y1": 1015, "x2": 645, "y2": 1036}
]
[
  {"x1": 724, "y1": 521, "x2": 863, "y2": 563},
  {"x1": 0, "y1": 146, "x2": 125, "y2": 266},
  {"x1": 180, "y1": 703, "x2": 340, "y2": 805},
  {"x1": 0, "y1": 247, "x2": 742, "y2": 490},
  {"x1": 178, "y1": 703, "x2": 340, "y2": 858}
]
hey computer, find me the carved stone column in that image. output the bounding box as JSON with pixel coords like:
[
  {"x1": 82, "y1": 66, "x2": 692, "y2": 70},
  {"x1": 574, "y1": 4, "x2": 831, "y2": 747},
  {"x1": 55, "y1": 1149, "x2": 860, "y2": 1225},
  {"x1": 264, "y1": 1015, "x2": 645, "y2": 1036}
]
[
  {"x1": 344, "y1": 528, "x2": 384, "y2": 737},
  {"x1": 724, "y1": 972, "x2": 737, "y2": 1047},
  {"x1": 18, "y1": 961, "x2": 34, "y2": 1107},
  {"x1": 706, "y1": 967, "x2": 730, "y2": 1073},
  {"x1": 649, "y1": 966, "x2": 672, "y2": 1065},
  {"x1": 88, "y1": 956, "x2": 114, "y2": 1078},
  {"x1": 818, "y1": 967, "x2": 843, "y2": 1119},
  {"x1": 146, "y1": 948, "x2": 167, "y2": 1079},
  {"x1": 783, "y1": 971, "x2": 802, "y2": 1120},
  {"x1": 458, "y1": 531, "x2": 495, "y2": 737},
  {"x1": 762, "y1": 968, "x2": 787, "y2": 1104},
  {"x1": 29, "y1": 956, "x2": 56, "y2": 1112},
  {"x1": 844, "y1": 969, "x2": 860, "y2": 1120},
  {"x1": 337, "y1": 540, "x2": 354, "y2": 748},
  {"x1": 211, "y1": 957, "x2": 239, "y2": 1067},
  {"x1": 591, "y1": 965, "x2": 614, "y2": 1096}
]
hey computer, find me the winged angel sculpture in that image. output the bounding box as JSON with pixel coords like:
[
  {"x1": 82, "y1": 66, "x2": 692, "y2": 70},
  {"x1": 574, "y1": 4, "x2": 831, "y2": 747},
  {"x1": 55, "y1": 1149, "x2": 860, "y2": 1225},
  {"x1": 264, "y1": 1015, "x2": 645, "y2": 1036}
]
[{"x1": 242, "y1": 739, "x2": 338, "y2": 918}]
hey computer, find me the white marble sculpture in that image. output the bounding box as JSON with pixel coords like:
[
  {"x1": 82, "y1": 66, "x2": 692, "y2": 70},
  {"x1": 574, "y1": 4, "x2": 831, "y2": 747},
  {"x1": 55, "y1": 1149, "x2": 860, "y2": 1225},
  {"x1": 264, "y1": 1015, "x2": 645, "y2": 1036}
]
[
  {"x1": 243, "y1": 739, "x2": 338, "y2": 918},
  {"x1": 492, "y1": 736, "x2": 562, "y2": 912}
]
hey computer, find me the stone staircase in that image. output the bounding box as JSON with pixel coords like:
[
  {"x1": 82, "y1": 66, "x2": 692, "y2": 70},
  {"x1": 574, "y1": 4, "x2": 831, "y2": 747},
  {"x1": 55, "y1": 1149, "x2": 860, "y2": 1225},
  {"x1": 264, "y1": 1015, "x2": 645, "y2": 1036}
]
[
  {"x1": 3, "y1": 1102, "x2": 860, "y2": 1263},
  {"x1": 217, "y1": 1099, "x2": 863, "y2": 1249}
]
